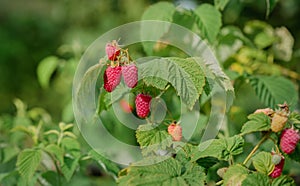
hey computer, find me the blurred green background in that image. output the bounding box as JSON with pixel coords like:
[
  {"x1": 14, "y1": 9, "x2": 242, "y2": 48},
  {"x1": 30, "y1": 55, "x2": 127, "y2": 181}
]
[{"x1": 1, "y1": 0, "x2": 300, "y2": 120}]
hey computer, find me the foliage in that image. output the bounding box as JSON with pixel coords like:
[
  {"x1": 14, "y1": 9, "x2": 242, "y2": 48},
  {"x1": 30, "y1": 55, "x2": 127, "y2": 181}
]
[{"x1": 1, "y1": 0, "x2": 300, "y2": 185}]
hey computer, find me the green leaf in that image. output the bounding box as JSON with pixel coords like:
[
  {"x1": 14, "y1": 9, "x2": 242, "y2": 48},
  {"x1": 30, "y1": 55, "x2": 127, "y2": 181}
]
[
  {"x1": 141, "y1": 2, "x2": 176, "y2": 56},
  {"x1": 61, "y1": 156, "x2": 80, "y2": 182},
  {"x1": 244, "y1": 20, "x2": 275, "y2": 49},
  {"x1": 171, "y1": 57, "x2": 205, "y2": 95},
  {"x1": 252, "y1": 151, "x2": 274, "y2": 175},
  {"x1": 193, "y1": 56, "x2": 235, "y2": 109},
  {"x1": 61, "y1": 138, "x2": 81, "y2": 157},
  {"x1": 118, "y1": 158, "x2": 206, "y2": 186},
  {"x1": 136, "y1": 123, "x2": 173, "y2": 156},
  {"x1": 249, "y1": 75, "x2": 298, "y2": 108},
  {"x1": 172, "y1": 9, "x2": 197, "y2": 31},
  {"x1": 256, "y1": 32, "x2": 275, "y2": 49},
  {"x1": 0, "y1": 146, "x2": 19, "y2": 163},
  {"x1": 266, "y1": 0, "x2": 279, "y2": 18},
  {"x1": 191, "y1": 135, "x2": 244, "y2": 161},
  {"x1": 242, "y1": 172, "x2": 271, "y2": 186},
  {"x1": 194, "y1": 4, "x2": 222, "y2": 43},
  {"x1": 214, "y1": 0, "x2": 229, "y2": 11},
  {"x1": 175, "y1": 143, "x2": 197, "y2": 164},
  {"x1": 44, "y1": 144, "x2": 64, "y2": 165},
  {"x1": 143, "y1": 77, "x2": 169, "y2": 90},
  {"x1": 271, "y1": 175, "x2": 296, "y2": 186},
  {"x1": 37, "y1": 56, "x2": 59, "y2": 89},
  {"x1": 75, "y1": 63, "x2": 104, "y2": 121},
  {"x1": 241, "y1": 113, "x2": 271, "y2": 135},
  {"x1": 16, "y1": 149, "x2": 42, "y2": 182},
  {"x1": 223, "y1": 164, "x2": 249, "y2": 186},
  {"x1": 288, "y1": 112, "x2": 300, "y2": 129},
  {"x1": 89, "y1": 150, "x2": 120, "y2": 178},
  {"x1": 41, "y1": 171, "x2": 61, "y2": 186},
  {"x1": 272, "y1": 27, "x2": 294, "y2": 62},
  {"x1": 139, "y1": 57, "x2": 205, "y2": 109}
]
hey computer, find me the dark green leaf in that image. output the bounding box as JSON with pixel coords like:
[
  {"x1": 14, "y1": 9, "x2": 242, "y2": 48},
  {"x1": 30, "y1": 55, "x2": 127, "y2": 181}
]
[
  {"x1": 242, "y1": 172, "x2": 271, "y2": 186},
  {"x1": 196, "y1": 157, "x2": 219, "y2": 169},
  {"x1": 41, "y1": 171, "x2": 62, "y2": 186},
  {"x1": 61, "y1": 156, "x2": 80, "y2": 182},
  {"x1": 266, "y1": 0, "x2": 279, "y2": 18},
  {"x1": 252, "y1": 152, "x2": 274, "y2": 175},
  {"x1": 288, "y1": 143, "x2": 300, "y2": 163},
  {"x1": 249, "y1": 75, "x2": 298, "y2": 108},
  {"x1": 241, "y1": 113, "x2": 271, "y2": 135},
  {"x1": 89, "y1": 150, "x2": 120, "y2": 177}
]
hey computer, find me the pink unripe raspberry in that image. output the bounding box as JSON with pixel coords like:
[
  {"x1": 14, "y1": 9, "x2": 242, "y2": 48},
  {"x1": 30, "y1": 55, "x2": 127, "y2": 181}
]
[
  {"x1": 168, "y1": 122, "x2": 182, "y2": 141},
  {"x1": 135, "y1": 94, "x2": 152, "y2": 118},
  {"x1": 280, "y1": 128, "x2": 300, "y2": 154},
  {"x1": 122, "y1": 63, "x2": 138, "y2": 88},
  {"x1": 254, "y1": 108, "x2": 274, "y2": 115},
  {"x1": 106, "y1": 41, "x2": 120, "y2": 61}
]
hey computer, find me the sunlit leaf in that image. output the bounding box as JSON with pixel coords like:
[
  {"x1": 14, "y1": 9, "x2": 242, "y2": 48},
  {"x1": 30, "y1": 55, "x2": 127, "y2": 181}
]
[
  {"x1": 191, "y1": 135, "x2": 244, "y2": 161},
  {"x1": 241, "y1": 113, "x2": 271, "y2": 135},
  {"x1": 223, "y1": 164, "x2": 248, "y2": 186},
  {"x1": 194, "y1": 4, "x2": 222, "y2": 43},
  {"x1": 252, "y1": 151, "x2": 274, "y2": 175},
  {"x1": 16, "y1": 149, "x2": 42, "y2": 182},
  {"x1": 37, "y1": 56, "x2": 59, "y2": 89},
  {"x1": 118, "y1": 157, "x2": 206, "y2": 186}
]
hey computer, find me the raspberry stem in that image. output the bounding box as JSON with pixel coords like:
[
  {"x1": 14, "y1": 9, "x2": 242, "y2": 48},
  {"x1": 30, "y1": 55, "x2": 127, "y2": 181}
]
[{"x1": 242, "y1": 131, "x2": 272, "y2": 165}]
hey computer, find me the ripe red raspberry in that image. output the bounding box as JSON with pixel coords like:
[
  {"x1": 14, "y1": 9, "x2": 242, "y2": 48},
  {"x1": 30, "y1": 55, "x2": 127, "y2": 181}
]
[
  {"x1": 122, "y1": 64, "x2": 138, "y2": 88},
  {"x1": 270, "y1": 154, "x2": 284, "y2": 178},
  {"x1": 168, "y1": 122, "x2": 182, "y2": 141},
  {"x1": 280, "y1": 128, "x2": 300, "y2": 154},
  {"x1": 103, "y1": 66, "x2": 122, "y2": 92},
  {"x1": 106, "y1": 41, "x2": 120, "y2": 61},
  {"x1": 135, "y1": 94, "x2": 152, "y2": 118}
]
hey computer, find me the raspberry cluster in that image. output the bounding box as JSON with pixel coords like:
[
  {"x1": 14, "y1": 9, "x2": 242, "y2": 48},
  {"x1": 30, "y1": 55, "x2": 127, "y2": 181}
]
[
  {"x1": 102, "y1": 41, "x2": 152, "y2": 119},
  {"x1": 103, "y1": 40, "x2": 138, "y2": 92},
  {"x1": 254, "y1": 103, "x2": 300, "y2": 179}
]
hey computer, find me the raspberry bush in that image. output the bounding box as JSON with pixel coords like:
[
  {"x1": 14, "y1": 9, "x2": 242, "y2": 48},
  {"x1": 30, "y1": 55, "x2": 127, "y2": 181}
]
[{"x1": 1, "y1": 0, "x2": 300, "y2": 186}]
